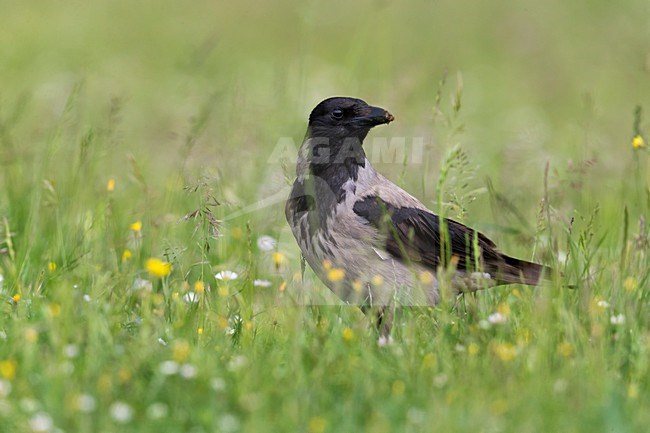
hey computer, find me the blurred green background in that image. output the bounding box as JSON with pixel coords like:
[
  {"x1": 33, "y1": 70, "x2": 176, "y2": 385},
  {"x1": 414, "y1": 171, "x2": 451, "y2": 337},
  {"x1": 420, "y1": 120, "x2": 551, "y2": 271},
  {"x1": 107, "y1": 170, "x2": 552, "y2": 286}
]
[
  {"x1": 3, "y1": 0, "x2": 648, "y2": 205},
  {"x1": 1, "y1": 1, "x2": 649, "y2": 432}
]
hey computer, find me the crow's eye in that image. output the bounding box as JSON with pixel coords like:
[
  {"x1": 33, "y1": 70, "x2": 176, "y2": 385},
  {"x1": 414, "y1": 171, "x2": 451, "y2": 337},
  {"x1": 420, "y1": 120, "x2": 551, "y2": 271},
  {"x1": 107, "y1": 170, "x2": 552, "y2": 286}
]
[{"x1": 331, "y1": 109, "x2": 344, "y2": 119}]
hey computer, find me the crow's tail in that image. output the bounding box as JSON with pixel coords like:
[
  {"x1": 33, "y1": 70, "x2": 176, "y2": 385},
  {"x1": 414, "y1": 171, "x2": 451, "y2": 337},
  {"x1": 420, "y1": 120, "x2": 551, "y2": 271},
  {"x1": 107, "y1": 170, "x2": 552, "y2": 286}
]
[{"x1": 496, "y1": 255, "x2": 553, "y2": 286}]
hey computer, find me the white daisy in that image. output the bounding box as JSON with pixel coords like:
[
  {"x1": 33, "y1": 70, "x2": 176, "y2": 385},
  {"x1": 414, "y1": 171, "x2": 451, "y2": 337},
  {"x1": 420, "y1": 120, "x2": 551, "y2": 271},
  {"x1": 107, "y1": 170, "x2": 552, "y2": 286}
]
[
  {"x1": 147, "y1": 402, "x2": 168, "y2": 420},
  {"x1": 180, "y1": 364, "x2": 197, "y2": 379},
  {"x1": 488, "y1": 312, "x2": 507, "y2": 325},
  {"x1": 20, "y1": 398, "x2": 39, "y2": 412},
  {"x1": 64, "y1": 344, "x2": 79, "y2": 358},
  {"x1": 478, "y1": 319, "x2": 491, "y2": 329},
  {"x1": 253, "y1": 279, "x2": 272, "y2": 287},
  {"x1": 132, "y1": 278, "x2": 153, "y2": 292},
  {"x1": 215, "y1": 271, "x2": 238, "y2": 281},
  {"x1": 109, "y1": 401, "x2": 134, "y2": 424},
  {"x1": 159, "y1": 361, "x2": 179, "y2": 376},
  {"x1": 219, "y1": 414, "x2": 241, "y2": 433},
  {"x1": 227, "y1": 355, "x2": 248, "y2": 371},
  {"x1": 211, "y1": 377, "x2": 226, "y2": 391},
  {"x1": 407, "y1": 408, "x2": 425, "y2": 425},
  {"x1": 256, "y1": 235, "x2": 277, "y2": 252},
  {"x1": 183, "y1": 292, "x2": 199, "y2": 304},
  {"x1": 553, "y1": 379, "x2": 568, "y2": 394},
  {"x1": 76, "y1": 394, "x2": 96, "y2": 413},
  {"x1": 610, "y1": 314, "x2": 626, "y2": 325},
  {"x1": 377, "y1": 335, "x2": 394, "y2": 347},
  {"x1": 433, "y1": 373, "x2": 448, "y2": 388},
  {"x1": 0, "y1": 379, "x2": 11, "y2": 398},
  {"x1": 28, "y1": 412, "x2": 53, "y2": 433}
]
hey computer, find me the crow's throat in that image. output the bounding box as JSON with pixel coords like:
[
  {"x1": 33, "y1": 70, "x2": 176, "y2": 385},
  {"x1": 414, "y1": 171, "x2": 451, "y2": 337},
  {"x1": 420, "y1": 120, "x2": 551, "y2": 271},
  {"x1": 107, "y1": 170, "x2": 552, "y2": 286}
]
[{"x1": 308, "y1": 136, "x2": 366, "y2": 206}]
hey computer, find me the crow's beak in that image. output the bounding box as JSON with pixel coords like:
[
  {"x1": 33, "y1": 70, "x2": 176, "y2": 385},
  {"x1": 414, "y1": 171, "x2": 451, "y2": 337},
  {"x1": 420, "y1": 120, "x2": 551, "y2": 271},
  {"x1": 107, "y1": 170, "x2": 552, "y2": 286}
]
[{"x1": 352, "y1": 106, "x2": 395, "y2": 127}]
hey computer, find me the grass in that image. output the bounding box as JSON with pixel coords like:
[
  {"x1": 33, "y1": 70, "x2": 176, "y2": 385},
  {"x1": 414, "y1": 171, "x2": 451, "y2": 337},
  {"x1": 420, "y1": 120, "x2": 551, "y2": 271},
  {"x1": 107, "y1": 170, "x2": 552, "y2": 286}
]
[{"x1": 1, "y1": 0, "x2": 649, "y2": 431}]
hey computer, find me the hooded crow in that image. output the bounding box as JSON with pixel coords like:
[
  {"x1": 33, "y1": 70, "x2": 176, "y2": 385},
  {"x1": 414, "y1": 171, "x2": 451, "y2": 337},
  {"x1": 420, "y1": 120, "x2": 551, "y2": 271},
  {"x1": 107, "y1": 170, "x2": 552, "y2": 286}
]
[{"x1": 285, "y1": 97, "x2": 551, "y2": 332}]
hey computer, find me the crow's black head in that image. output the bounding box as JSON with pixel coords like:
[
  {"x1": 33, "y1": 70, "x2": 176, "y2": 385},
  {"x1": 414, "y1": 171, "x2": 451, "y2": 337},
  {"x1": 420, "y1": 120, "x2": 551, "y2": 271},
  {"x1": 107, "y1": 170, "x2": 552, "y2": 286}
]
[{"x1": 307, "y1": 97, "x2": 394, "y2": 141}]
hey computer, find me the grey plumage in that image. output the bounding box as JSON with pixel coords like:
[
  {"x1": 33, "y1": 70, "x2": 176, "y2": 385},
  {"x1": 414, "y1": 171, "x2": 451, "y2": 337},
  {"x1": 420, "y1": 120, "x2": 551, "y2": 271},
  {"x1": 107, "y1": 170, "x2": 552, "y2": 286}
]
[{"x1": 286, "y1": 97, "x2": 550, "y2": 326}]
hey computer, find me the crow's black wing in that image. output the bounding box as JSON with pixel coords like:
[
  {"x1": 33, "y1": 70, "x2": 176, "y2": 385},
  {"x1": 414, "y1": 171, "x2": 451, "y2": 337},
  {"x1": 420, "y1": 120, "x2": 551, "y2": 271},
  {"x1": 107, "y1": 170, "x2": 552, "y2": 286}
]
[{"x1": 353, "y1": 196, "x2": 548, "y2": 285}]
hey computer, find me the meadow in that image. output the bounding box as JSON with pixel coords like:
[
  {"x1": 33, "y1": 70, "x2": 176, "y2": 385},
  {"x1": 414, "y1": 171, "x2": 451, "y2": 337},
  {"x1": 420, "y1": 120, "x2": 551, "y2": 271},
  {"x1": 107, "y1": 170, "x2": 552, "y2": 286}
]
[{"x1": 1, "y1": 1, "x2": 649, "y2": 431}]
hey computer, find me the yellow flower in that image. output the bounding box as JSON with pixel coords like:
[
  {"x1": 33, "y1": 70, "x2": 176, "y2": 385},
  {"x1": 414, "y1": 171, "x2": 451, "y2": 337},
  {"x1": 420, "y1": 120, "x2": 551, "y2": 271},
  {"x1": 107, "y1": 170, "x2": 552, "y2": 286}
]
[
  {"x1": 197, "y1": 327, "x2": 204, "y2": 335},
  {"x1": 12, "y1": 294, "x2": 20, "y2": 303},
  {"x1": 468, "y1": 342, "x2": 480, "y2": 356},
  {"x1": 327, "y1": 268, "x2": 345, "y2": 283},
  {"x1": 371, "y1": 275, "x2": 384, "y2": 286},
  {"x1": 231, "y1": 227, "x2": 243, "y2": 239},
  {"x1": 122, "y1": 249, "x2": 132, "y2": 262},
  {"x1": 445, "y1": 390, "x2": 459, "y2": 404},
  {"x1": 97, "y1": 373, "x2": 112, "y2": 394},
  {"x1": 628, "y1": 383, "x2": 639, "y2": 399},
  {"x1": 492, "y1": 342, "x2": 517, "y2": 362},
  {"x1": 172, "y1": 340, "x2": 190, "y2": 363},
  {"x1": 272, "y1": 252, "x2": 286, "y2": 267},
  {"x1": 25, "y1": 327, "x2": 38, "y2": 343},
  {"x1": 632, "y1": 135, "x2": 645, "y2": 149},
  {"x1": 0, "y1": 360, "x2": 16, "y2": 380},
  {"x1": 497, "y1": 302, "x2": 511, "y2": 317},
  {"x1": 194, "y1": 281, "x2": 205, "y2": 293},
  {"x1": 490, "y1": 399, "x2": 509, "y2": 415},
  {"x1": 351, "y1": 279, "x2": 363, "y2": 292},
  {"x1": 341, "y1": 327, "x2": 354, "y2": 341},
  {"x1": 623, "y1": 277, "x2": 637, "y2": 293},
  {"x1": 308, "y1": 416, "x2": 327, "y2": 433},
  {"x1": 558, "y1": 341, "x2": 573, "y2": 357},
  {"x1": 591, "y1": 323, "x2": 604, "y2": 339},
  {"x1": 278, "y1": 281, "x2": 287, "y2": 292},
  {"x1": 48, "y1": 303, "x2": 61, "y2": 317},
  {"x1": 106, "y1": 178, "x2": 115, "y2": 192},
  {"x1": 217, "y1": 316, "x2": 229, "y2": 329},
  {"x1": 118, "y1": 368, "x2": 131, "y2": 383},
  {"x1": 419, "y1": 271, "x2": 434, "y2": 284},
  {"x1": 129, "y1": 220, "x2": 142, "y2": 232},
  {"x1": 517, "y1": 328, "x2": 532, "y2": 346},
  {"x1": 391, "y1": 380, "x2": 406, "y2": 396},
  {"x1": 152, "y1": 293, "x2": 164, "y2": 305},
  {"x1": 322, "y1": 260, "x2": 333, "y2": 270},
  {"x1": 146, "y1": 258, "x2": 172, "y2": 278},
  {"x1": 421, "y1": 353, "x2": 437, "y2": 369},
  {"x1": 48, "y1": 262, "x2": 57, "y2": 272}
]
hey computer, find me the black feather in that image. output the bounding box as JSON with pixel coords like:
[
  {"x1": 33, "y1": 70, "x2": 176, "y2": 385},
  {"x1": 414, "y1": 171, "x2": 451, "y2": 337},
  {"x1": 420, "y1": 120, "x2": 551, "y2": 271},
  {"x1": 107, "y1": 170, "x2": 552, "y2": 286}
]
[
  {"x1": 353, "y1": 196, "x2": 550, "y2": 285},
  {"x1": 285, "y1": 180, "x2": 318, "y2": 238}
]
